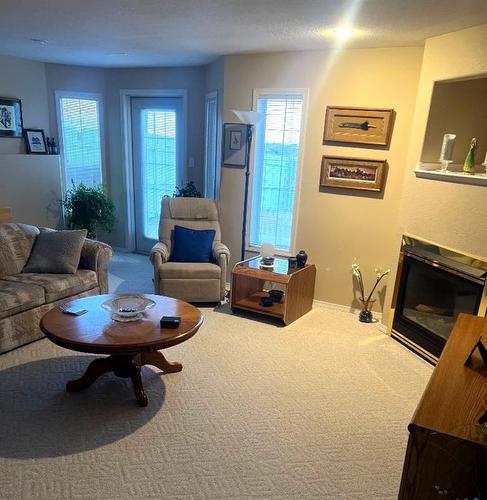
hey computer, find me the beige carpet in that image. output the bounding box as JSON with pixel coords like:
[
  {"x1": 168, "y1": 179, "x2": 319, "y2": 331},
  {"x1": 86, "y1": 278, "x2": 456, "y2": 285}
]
[{"x1": 0, "y1": 297, "x2": 432, "y2": 499}]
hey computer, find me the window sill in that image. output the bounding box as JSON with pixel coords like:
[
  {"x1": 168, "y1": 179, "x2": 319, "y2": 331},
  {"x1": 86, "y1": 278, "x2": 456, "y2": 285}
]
[{"x1": 246, "y1": 247, "x2": 293, "y2": 258}]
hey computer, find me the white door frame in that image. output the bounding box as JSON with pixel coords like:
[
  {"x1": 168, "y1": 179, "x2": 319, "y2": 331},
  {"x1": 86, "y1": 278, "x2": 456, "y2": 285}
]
[{"x1": 120, "y1": 88, "x2": 188, "y2": 251}]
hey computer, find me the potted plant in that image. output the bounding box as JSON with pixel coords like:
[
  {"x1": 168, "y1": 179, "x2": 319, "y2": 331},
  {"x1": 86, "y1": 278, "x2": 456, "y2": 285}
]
[
  {"x1": 352, "y1": 263, "x2": 390, "y2": 323},
  {"x1": 173, "y1": 181, "x2": 202, "y2": 198},
  {"x1": 62, "y1": 182, "x2": 115, "y2": 239}
]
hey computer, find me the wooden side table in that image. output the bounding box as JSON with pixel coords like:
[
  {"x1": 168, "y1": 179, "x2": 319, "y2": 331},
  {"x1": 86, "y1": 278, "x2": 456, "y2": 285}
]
[{"x1": 231, "y1": 256, "x2": 316, "y2": 325}]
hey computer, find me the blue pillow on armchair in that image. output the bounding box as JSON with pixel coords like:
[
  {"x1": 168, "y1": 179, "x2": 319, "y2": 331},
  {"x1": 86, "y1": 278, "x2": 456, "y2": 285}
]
[{"x1": 170, "y1": 225, "x2": 216, "y2": 263}]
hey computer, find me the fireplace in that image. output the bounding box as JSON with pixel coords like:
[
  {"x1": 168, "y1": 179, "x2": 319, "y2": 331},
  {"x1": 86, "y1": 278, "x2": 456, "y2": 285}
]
[{"x1": 389, "y1": 235, "x2": 487, "y2": 363}]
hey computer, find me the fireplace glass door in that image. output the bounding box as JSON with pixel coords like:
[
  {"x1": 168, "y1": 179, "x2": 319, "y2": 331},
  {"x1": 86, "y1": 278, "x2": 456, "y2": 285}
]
[{"x1": 393, "y1": 255, "x2": 483, "y2": 358}]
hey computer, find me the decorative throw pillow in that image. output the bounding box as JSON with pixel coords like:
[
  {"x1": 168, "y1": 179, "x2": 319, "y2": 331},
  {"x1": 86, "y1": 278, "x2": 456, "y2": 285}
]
[
  {"x1": 170, "y1": 225, "x2": 216, "y2": 263},
  {"x1": 23, "y1": 229, "x2": 87, "y2": 274}
]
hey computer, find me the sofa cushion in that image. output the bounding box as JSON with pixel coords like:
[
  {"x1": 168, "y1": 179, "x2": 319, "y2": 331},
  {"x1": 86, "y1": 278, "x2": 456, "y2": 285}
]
[
  {"x1": 159, "y1": 262, "x2": 221, "y2": 279},
  {"x1": 0, "y1": 223, "x2": 39, "y2": 278},
  {"x1": 23, "y1": 229, "x2": 87, "y2": 274},
  {"x1": 0, "y1": 280, "x2": 45, "y2": 320},
  {"x1": 3, "y1": 270, "x2": 97, "y2": 302}
]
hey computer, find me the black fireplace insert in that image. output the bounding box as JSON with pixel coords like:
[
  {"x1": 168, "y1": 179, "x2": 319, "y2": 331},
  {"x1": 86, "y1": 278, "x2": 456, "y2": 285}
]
[{"x1": 391, "y1": 237, "x2": 487, "y2": 363}]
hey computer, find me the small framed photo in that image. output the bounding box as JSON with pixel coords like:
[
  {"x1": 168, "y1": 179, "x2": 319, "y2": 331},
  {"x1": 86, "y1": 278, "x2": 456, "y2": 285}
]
[
  {"x1": 223, "y1": 123, "x2": 250, "y2": 168},
  {"x1": 24, "y1": 128, "x2": 48, "y2": 154},
  {"x1": 320, "y1": 156, "x2": 387, "y2": 193},
  {"x1": 230, "y1": 130, "x2": 242, "y2": 150},
  {"x1": 0, "y1": 97, "x2": 23, "y2": 138},
  {"x1": 323, "y1": 106, "x2": 394, "y2": 148}
]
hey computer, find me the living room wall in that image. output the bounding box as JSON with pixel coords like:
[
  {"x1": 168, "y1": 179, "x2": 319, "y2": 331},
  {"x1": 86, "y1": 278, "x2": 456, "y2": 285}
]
[
  {"x1": 383, "y1": 23, "x2": 487, "y2": 326},
  {"x1": 0, "y1": 55, "x2": 51, "y2": 154},
  {"x1": 220, "y1": 47, "x2": 424, "y2": 310}
]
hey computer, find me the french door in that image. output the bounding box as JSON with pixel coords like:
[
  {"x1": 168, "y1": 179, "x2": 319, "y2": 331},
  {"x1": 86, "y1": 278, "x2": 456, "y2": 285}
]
[{"x1": 131, "y1": 97, "x2": 184, "y2": 253}]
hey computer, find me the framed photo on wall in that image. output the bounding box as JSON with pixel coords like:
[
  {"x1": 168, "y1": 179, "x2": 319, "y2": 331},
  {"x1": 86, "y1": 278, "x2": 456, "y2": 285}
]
[
  {"x1": 320, "y1": 156, "x2": 387, "y2": 192},
  {"x1": 323, "y1": 106, "x2": 394, "y2": 147},
  {"x1": 24, "y1": 128, "x2": 48, "y2": 154},
  {"x1": 223, "y1": 123, "x2": 250, "y2": 168},
  {"x1": 0, "y1": 97, "x2": 23, "y2": 138}
]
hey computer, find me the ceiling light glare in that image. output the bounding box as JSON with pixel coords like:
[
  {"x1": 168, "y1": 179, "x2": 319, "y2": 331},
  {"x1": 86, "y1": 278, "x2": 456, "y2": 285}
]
[{"x1": 333, "y1": 27, "x2": 354, "y2": 39}]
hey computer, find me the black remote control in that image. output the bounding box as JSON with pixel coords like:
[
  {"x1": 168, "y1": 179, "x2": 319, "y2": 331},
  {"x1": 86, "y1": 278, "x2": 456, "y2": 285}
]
[{"x1": 160, "y1": 316, "x2": 181, "y2": 328}]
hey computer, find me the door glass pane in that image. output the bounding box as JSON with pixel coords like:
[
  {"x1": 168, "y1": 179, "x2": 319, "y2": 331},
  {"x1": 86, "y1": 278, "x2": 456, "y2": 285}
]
[{"x1": 141, "y1": 109, "x2": 177, "y2": 240}]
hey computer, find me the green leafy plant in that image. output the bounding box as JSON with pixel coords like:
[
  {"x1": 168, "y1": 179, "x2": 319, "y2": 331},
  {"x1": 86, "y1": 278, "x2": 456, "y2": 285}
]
[
  {"x1": 173, "y1": 181, "x2": 202, "y2": 198},
  {"x1": 62, "y1": 182, "x2": 115, "y2": 239}
]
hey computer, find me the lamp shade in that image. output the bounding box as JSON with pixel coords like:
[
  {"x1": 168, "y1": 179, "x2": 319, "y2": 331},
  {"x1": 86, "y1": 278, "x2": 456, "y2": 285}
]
[{"x1": 231, "y1": 110, "x2": 263, "y2": 126}]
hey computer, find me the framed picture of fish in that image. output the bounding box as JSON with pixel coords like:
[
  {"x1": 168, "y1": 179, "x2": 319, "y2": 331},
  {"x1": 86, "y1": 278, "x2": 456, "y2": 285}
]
[
  {"x1": 320, "y1": 156, "x2": 387, "y2": 192},
  {"x1": 323, "y1": 106, "x2": 394, "y2": 148}
]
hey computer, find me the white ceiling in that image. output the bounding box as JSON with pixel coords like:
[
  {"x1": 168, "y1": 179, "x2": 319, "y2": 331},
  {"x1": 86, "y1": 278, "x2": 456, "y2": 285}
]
[{"x1": 1, "y1": 0, "x2": 487, "y2": 68}]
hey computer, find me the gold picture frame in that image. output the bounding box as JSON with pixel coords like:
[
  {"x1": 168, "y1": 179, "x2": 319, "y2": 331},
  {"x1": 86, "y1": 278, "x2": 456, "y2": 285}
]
[
  {"x1": 320, "y1": 156, "x2": 387, "y2": 192},
  {"x1": 323, "y1": 106, "x2": 394, "y2": 147}
]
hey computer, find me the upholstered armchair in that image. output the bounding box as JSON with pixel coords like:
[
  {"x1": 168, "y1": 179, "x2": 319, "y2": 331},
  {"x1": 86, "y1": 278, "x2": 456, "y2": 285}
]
[{"x1": 149, "y1": 198, "x2": 230, "y2": 302}]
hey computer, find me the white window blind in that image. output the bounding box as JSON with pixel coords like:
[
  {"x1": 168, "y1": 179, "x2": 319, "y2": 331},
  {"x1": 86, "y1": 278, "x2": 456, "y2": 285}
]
[
  {"x1": 58, "y1": 96, "x2": 103, "y2": 188},
  {"x1": 142, "y1": 109, "x2": 177, "y2": 239},
  {"x1": 250, "y1": 93, "x2": 304, "y2": 252}
]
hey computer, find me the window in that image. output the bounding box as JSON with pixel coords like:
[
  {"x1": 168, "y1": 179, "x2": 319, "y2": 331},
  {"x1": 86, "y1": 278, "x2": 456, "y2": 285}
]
[
  {"x1": 56, "y1": 92, "x2": 104, "y2": 189},
  {"x1": 204, "y1": 91, "x2": 219, "y2": 199},
  {"x1": 249, "y1": 91, "x2": 306, "y2": 253}
]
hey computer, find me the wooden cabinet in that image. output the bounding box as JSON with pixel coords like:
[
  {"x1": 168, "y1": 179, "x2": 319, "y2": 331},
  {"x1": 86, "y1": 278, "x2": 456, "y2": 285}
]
[
  {"x1": 231, "y1": 256, "x2": 316, "y2": 325},
  {"x1": 399, "y1": 314, "x2": 487, "y2": 499}
]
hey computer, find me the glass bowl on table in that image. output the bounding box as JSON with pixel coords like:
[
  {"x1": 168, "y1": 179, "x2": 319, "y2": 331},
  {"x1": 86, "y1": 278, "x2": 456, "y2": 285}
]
[{"x1": 101, "y1": 294, "x2": 156, "y2": 322}]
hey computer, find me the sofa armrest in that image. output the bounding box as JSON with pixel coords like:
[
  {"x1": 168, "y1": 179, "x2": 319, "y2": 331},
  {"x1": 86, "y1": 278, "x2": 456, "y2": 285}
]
[
  {"x1": 79, "y1": 239, "x2": 113, "y2": 293},
  {"x1": 150, "y1": 242, "x2": 170, "y2": 267}
]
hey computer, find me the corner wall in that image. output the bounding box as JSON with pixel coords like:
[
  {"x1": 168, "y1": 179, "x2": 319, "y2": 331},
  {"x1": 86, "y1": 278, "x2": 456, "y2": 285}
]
[
  {"x1": 383, "y1": 23, "x2": 487, "y2": 325},
  {"x1": 0, "y1": 55, "x2": 50, "y2": 154},
  {"x1": 221, "y1": 47, "x2": 424, "y2": 309}
]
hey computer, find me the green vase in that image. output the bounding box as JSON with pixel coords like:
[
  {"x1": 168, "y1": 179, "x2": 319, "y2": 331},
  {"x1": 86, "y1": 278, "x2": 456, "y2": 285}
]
[{"x1": 463, "y1": 138, "x2": 478, "y2": 175}]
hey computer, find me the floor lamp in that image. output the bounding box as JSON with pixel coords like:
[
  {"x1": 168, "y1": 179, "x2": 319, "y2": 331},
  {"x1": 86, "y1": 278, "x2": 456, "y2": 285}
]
[{"x1": 232, "y1": 110, "x2": 263, "y2": 261}]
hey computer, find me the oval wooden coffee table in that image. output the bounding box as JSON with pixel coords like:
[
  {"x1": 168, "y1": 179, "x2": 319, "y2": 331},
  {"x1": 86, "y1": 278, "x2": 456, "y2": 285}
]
[{"x1": 40, "y1": 294, "x2": 203, "y2": 407}]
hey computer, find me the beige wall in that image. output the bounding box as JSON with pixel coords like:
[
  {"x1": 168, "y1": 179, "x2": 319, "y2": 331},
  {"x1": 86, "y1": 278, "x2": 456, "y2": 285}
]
[
  {"x1": 221, "y1": 47, "x2": 424, "y2": 309},
  {"x1": 383, "y1": 24, "x2": 487, "y2": 326},
  {"x1": 0, "y1": 155, "x2": 62, "y2": 227},
  {"x1": 421, "y1": 77, "x2": 487, "y2": 164},
  {"x1": 0, "y1": 55, "x2": 50, "y2": 154}
]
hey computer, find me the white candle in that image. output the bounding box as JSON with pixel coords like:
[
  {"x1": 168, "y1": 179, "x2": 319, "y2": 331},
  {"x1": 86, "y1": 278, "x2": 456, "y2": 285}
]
[
  {"x1": 483, "y1": 152, "x2": 487, "y2": 167},
  {"x1": 439, "y1": 133, "x2": 456, "y2": 162}
]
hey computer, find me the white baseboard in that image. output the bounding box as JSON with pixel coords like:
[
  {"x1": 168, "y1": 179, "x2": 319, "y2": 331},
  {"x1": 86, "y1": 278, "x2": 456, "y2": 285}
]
[{"x1": 313, "y1": 299, "x2": 386, "y2": 326}]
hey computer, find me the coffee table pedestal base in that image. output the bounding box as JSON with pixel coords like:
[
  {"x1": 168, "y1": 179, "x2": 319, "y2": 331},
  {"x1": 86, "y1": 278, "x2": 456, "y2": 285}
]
[{"x1": 66, "y1": 351, "x2": 182, "y2": 407}]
